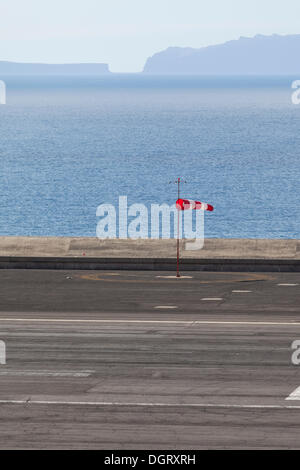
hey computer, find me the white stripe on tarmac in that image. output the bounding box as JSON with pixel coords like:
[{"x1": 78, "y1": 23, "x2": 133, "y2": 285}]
[
  {"x1": 0, "y1": 370, "x2": 94, "y2": 377},
  {"x1": 156, "y1": 276, "x2": 193, "y2": 279},
  {"x1": 232, "y1": 290, "x2": 252, "y2": 293},
  {"x1": 154, "y1": 306, "x2": 178, "y2": 309},
  {"x1": 0, "y1": 318, "x2": 300, "y2": 327},
  {"x1": 286, "y1": 386, "x2": 300, "y2": 401},
  {"x1": 201, "y1": 298, "x2": 223, "y2": 301},
  {"x1": 0, "y1": 399, "x2": 300, "y2": 409},
  {"x1": 277, "y1": 284, "x2": 299, "y2": 287}
]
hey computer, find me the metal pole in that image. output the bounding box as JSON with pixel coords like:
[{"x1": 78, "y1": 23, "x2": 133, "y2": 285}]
[{"x1": 177, "y1": 177, "x2": 180, "y2": 278}]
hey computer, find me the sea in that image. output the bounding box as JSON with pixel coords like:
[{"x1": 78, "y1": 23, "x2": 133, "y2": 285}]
[{"x1": 0, "y1": 74, "x2": 299, "y2": 238}]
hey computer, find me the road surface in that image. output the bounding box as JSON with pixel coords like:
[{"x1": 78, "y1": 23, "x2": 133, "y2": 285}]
[{"x1": 0, "y1": 269, "x2": 299, "y2": 449}]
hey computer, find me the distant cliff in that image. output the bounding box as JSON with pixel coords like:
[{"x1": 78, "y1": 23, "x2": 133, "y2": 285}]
[
  {"x1": 0, "y1": 62, "x2": 110, "y2": 75},
  {"x1": 143, "y1": 34, "x2": 300, "y2": 75}
]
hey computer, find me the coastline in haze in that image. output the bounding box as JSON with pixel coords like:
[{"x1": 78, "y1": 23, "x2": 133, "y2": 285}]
[
  {"x1": 143, "y1": 34, "x2": 300, "y2": 75},
  {"x1": 0, "y1": 62, "x2": 110, "y2": 75},
  {"x1": 2, "y1": 34, "x2": 300, "y2": 76}
]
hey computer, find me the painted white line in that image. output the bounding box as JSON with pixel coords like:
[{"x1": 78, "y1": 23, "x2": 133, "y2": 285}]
[
  {"x1": 201, "y1": 298, "x2": 223, "y2": 301},
  {"x1": 286, "y1": 386, "x2": 300, "y2": 401},
  {"x1": 0, "y1": 318, "x2": 300, "y2": 327},
  {"x1": 0, "y1": 370, "x2": 94, "y2": 377},
  {"x1": 277, "y1": 284, "x2": 299, "y2": 287},
  {"x1": 232, "y1": 290, "x2": 252, "y2": 293},
  {"x1": 154, "y1": 306, "x2": 178, "y2": 309},
  {"x1": 156, "y1": 276, "x2": 193, "y2": 279},
  {"x1": 0, "y1": 399, "x2": 300, "y2": 409}
]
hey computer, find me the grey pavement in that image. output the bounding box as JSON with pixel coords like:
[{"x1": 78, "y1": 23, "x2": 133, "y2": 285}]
[{"x1": 0, "y1": 270, "x2": 299, "y2": 449}]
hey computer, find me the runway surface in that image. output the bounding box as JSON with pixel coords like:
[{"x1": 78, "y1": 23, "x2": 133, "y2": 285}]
[{"x1": 0, "y1": 269, "x2": 300, "y2": 449}]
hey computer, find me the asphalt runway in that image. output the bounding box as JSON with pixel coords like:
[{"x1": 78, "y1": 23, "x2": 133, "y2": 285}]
[{"x1": 0, "y1": 269, "x2": 300, "y2": 449}]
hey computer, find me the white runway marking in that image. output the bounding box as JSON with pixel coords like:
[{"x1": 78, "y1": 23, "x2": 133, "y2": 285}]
[
  {"x1": 201, "y1": 298, "x2": 223, "y2": 301},
  {"x1": 0, "y1": 399, "x2": 300, "y2": 409},
  {"x1": 154, "y1": 306, "x2": 178, "y2": 309},
  {"x1": 286, "y1": 386, "x2": 300, "y2": 401},
  {"x1": 0, "y1": 370, "x2": 94, "y2": 377},
  {"x1": 277, "y1": 284, "x2": 299, "y2": 287},
  {"x1": 1, "y1": 318, "x2": 300, "y2": 327},
  {"x1": 156, "y1": 276, "x2": 193, "y2": 279},
  {"x1": 232, "y1": 290, "x2": 252, "y2": 293}
]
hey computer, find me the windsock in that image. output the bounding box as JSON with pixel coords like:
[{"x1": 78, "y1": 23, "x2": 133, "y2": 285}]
[{"x1": 176, "y1": 198, "x2": 214, "y2": 212}]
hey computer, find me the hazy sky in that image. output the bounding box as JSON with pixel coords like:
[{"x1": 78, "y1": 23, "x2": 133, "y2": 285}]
[{"x1": 0, "y1": 0, "x2": 300, "y2": 72}]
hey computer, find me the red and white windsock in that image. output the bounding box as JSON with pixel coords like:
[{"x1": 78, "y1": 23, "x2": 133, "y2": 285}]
[{"x1": 176, "y1": 198, "x2": 214, "y2": 212}]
